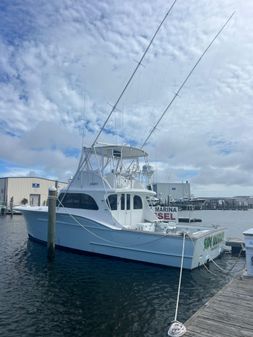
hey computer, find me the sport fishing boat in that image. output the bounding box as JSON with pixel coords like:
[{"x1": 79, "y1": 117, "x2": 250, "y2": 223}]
[
  {"x1": 17, "y1": 4, "x2": 233, "y2": 270},
  {"x1": 18, "y1": 143, "x2": 225, "y2": 269}
]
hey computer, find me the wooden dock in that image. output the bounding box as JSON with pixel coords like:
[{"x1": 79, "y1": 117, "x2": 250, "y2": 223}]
[{"x1": 184, "y1": 275, "x2": 253, "y2": 337}]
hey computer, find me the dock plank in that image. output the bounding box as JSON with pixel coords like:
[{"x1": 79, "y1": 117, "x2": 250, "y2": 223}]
[
  {"x1": 184, "y1": 275, "x2": 253, "y2": 337},
  {"x1": 203, "y1": 306, "x2": 253, "y2": 326}
]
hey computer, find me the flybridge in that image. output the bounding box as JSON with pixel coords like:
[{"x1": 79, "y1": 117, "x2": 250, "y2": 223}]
[{"x1": 88, "y1": 144, "x2": 148, "y2": 159}]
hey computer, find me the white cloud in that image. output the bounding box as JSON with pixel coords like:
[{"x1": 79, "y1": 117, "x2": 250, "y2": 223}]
[{"x1": 0, "y1": 0, "x2": 253, "y2": 196}]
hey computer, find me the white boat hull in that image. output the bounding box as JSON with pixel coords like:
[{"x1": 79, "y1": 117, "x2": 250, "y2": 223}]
[{"x1": 22, "y1": 209, "x2": 224, "y2": 270}]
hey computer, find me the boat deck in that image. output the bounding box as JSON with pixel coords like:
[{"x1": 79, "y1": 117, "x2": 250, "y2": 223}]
[{"x1": 184, "y1": 274, "x2": 253, "y2": 337}]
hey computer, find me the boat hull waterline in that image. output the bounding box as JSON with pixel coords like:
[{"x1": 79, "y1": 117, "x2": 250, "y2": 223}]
[{"x1": 22, "y1": 209, "x2": 224, "y2": 270}]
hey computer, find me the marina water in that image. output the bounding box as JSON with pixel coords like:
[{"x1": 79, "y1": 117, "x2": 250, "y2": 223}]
[{"x1": 0, "y1": 211, "x2": 251, "y2": 337}]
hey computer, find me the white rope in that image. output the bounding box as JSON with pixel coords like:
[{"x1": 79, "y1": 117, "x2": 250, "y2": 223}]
[
  {"x1": 208, "y1": 245, "x2": 245, "y2": 275},
  {"x1": 56, "y1": 194, "x2": 187, "y2": 248},
  {"x1": 211, "y1": 259, "x2": 230, "y2": 274},
  {"x1": 168, "y1": 321, "x2": 186, "y2": 337},
  {"x1": 202, "y1": 262, "x2": 219, "y2": 276},
  {"x1": 199, "y1": 235, "x2": 245, "y2": 275},
  {"x1": 174, "y1": 232, "x2": 186, "y2": 321},
  {"x1": 168, "y1": 232, "x2": 186, "y2": 337},
  {"x1": 56, "y1": 198, "x2": 121, "y2": 245},
  {"x1": 186, "y1": 233, "x2": 245, "y2": 276}
]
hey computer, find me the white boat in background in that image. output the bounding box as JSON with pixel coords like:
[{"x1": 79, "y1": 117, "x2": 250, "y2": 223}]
[{"x1": 18, "y1": 144, "x2": 225, "y2": 269}]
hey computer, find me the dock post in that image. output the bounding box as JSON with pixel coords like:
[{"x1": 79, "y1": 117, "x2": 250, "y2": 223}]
[
  {"x1": 47, "y1": 186, "x2": 57, "y2": 261},
  {"x1": 10, "y1": 197, "x2": 14, "y2": 217},
  {"x1": 243, "y1": 228, "x2": 253, "y2": 277}
]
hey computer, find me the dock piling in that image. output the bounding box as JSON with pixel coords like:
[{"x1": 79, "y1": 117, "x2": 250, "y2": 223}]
[
  {"x1": 47, "y1": 187, "x2": 57, "y2": 261},
  {"x1": 243, "y1": 228, "x2": 253, "y2": 277},
  {"x1": 10, "y1": 197, "x2": 14, "y2": 217}
]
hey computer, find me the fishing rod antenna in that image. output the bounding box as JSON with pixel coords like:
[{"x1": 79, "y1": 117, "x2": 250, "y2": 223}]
[
  {"x1": 91, "y1": 0, "x2": 179, "y2": 148},
  {"x1": 141, "y1": 11, "x2": 235, "y2": 149}
]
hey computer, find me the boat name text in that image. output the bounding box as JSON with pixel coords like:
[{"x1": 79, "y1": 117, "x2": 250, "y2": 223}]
[
  {"x1": 155, "y1": 212, "x2": 176, "y2": 221},
  {"x1": 204, "y1": 232, "x2": 224, "y2": 250},
  {"x1": 154, "y1": 206, "x2": 178, "y2": 212}
]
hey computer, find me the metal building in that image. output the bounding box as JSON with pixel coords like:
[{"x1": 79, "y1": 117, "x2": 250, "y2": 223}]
[
  {"x1": 151, "y1": 181, "x2": 191, "y2": 204},
  {"x1": 0, "y1": 177, "x2": 67, "y2": 208}
]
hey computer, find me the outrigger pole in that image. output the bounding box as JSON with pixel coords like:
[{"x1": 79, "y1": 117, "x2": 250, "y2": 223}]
[
  {"x1": 91, "y1": 0, "x2": 178, "y2": 148},
  {"x1": 141, "y1": 12, "x2": 235, "y2": 149},
  {"x1": 64, "y1": 2, "x2": 178, "y2": 193}
]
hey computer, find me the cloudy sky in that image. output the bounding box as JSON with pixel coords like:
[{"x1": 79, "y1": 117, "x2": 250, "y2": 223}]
[{"x1": 0, "y1": 0, "x2": 252, "y2": 197}]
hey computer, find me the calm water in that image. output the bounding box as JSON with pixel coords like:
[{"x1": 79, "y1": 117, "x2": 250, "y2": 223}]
[
  {"x1": 0, "y1": 212, "x2": 249, "y2": 337},
  {"x1": 179, "y1": 209, "x2": 253, "y2": 239}
]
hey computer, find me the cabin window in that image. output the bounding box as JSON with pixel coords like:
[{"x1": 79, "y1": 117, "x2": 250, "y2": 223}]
[
  {"x1": 57, "y1": 193, "x2": 98, "y2": 210},
  {"x1": 126, "y1": 194, "x2": 130, "y2": 210},
  {"x1": 80, "y1": 194, "x2": 99, "y2": 210},
  {"x1": 121, "y1": 194, "x2": 125, "y2": 210},
  {"x1": 107, "y1": 194, "x2": 117, "y2": 210},
  {"x1": 113, "y1": 150, "x2": 121, "y2": 158},
  {"x1": 134, "y1": 195, "x2": 143, "y2": 209}
]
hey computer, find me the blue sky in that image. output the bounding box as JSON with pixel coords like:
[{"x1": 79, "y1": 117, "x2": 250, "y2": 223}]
[{"x1": 0, "y1": 0, "x2": 253, "y2": 196}]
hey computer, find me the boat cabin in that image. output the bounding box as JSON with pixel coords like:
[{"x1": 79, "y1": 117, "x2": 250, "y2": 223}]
[{"x1": 57, "y1": 144, "x2": 158, "y2": 228}]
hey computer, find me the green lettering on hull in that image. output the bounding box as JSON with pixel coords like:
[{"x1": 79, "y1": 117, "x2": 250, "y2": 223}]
[{"x1": 204, "y1": 232, "x2": 224, "y2": 250}]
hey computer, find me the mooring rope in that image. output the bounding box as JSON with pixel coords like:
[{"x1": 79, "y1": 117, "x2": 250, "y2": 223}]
[
  {"x1": 168, "y1": 232, "x2": 187, "y2": 337},
  {"x1": 56, "y1": 194, "x2": 190, "y2": 248},
  {"x1": 208, "y1": 244, "x2": 245, "y2": 275}
]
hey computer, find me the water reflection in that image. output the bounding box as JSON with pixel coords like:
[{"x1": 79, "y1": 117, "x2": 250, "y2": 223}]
[{"x1": 0, "y1": 215, "x2": 244, "y2": 337}]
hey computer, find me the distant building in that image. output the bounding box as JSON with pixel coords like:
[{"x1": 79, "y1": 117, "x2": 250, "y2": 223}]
[
  {"x1": 151, "y1": 181, "x2": 191, "y2": 204},
  {"x1": 0, "y1": 177, "x2": 68, "y2": 208}
]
